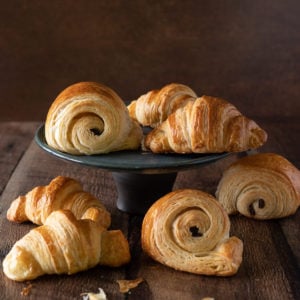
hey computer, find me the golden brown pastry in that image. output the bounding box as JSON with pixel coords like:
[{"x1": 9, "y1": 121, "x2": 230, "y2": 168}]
[
  {"x1": 3, "y1": 210, "x2": 131, "y2": 281},
  {"x1": 216, "y1": 153, "x2": 300, "y2": 219},
  {"x1": 7, "y1": 176, "x2": 111, "y2": 228},
  {"x1": 141, "y1": 189, "x2": 243, "y2": 276},
  {"x1": 144, "y1": 95, "x2": 267, "y2": 153},
  {"x1": 45, "y1": 81, "x2": 143, "y2": 155},
  {"x1": 117, "y1": 278, "x2": 144, "y2": 293},
  {"x1": 127, "y1": 83, "x2": 197, "y2": 127}
]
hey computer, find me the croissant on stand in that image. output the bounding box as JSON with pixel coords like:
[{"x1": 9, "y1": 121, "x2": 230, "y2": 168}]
[
  {"x1": 127, "y1": 83, "x2": 197, "y2": 128},
  {"x1": 3, "y1": 210, "x2": 131, "y2": 281},
  {"x1": 7, "y1": 176, "x2": 111, "y2": 228},
  {"x1": 141, "y1": 189, "x2": 243, "y2": 276},
  {"x1": 144, "y1": 95, "x2": 267, "y2": 154},
  {"x1": 45, "y1": 81, "x2": 143, "y2": 155},
  {"x1": 216, "y1": 153, "x2": 300, "y2": 219}
]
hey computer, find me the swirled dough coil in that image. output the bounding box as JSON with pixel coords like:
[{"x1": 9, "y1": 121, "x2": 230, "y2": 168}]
[
  {"x1": 216, "y1": 153, "x2": 300, "y2": 219},
  {"x1": 45, "y1": 81, "x2": 143, "y2": 155},
  {"x1": 141, "y1": 189, "x2": 243, "y2": 276}
]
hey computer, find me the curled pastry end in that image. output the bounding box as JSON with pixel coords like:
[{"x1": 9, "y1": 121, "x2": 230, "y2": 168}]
[
  {"x1": 141, "y1": 189, "x2": 243, "y2": 276},
  {"x1": 216, "y1": 153, "x2": 300, "y2": 219},
  {"x1": 45, "y1": 81, "x2": 143, "y2": 155},
  {"x1": 6, "y1": 196, "x2": 27, "y2": 223},
  {"x1": 3, "y1": 245, "x2": 44, "y2": 281}
]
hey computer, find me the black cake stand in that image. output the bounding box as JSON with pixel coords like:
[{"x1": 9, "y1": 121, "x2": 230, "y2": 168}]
[{"x1": 35, "y1": 125, "x2": 230, "y2": 214}]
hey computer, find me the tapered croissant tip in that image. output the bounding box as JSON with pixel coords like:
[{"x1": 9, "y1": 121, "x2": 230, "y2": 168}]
[
  {"x1": 99, "y1": 230, "x2": 131, "y2": 267},
  {"x1": 3, "y1": 245, "x2": 43, "y2": 281},
  {"x1": 6, "y1": 196, "x2": 27, "y2": 223},
  {"x1": 248, "y1": 122, "x2": 268, "y2": 149}
]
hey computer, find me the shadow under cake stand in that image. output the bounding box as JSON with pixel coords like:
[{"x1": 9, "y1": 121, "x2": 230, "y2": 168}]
[{"x1": 35, "y1": 125, "x2": 230, "y2": 215}]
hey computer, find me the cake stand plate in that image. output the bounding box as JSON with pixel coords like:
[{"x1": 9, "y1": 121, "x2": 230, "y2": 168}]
[{"x1": 35, "y1": 125, "x2": 230, "y2": 214}]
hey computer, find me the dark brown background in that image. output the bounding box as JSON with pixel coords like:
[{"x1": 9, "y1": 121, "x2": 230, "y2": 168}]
[{"x1": 0, "y1": 0, "x2": 299, "y2": 121}]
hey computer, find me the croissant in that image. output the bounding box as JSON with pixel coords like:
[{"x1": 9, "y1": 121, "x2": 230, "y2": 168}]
[
  {"x1": 7, "y1": 176, "x2": 111, "y2": 228},
  {"x1": 141, "y1": 189, "x2": 243, "y2": 276},
  {"x1": 216, "y1": 153, "x2": 300, "y2": 219},
  {"x1": 144, "y1": 95, "x2": 267, "y2": 153},
  {"x1": 3, "y1": 210, "x2": 131, "y2": 281},
  {"x1": 127, "y1": 83, "x2": 197, "y2": 127},
  {"x1": 45, "y1": 81, "x2": 143, "y2": 155}
]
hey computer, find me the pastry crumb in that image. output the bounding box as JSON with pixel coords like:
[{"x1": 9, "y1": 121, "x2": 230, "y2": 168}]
[
  {"x1": 81, "y1": 288, "x2": 107, "y2": 300},
  {"x1": 116, "y1": 277, "x2": 144, "y2": 293},
  {"x1": 20, "y1": 282, "x2": 33, "y2": 296}
]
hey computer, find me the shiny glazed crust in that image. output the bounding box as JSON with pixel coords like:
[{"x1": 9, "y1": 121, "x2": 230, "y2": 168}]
[
  {"x1": 7, "y1": 176, "x2": 111, "y2": 228},
  {"x1": 3, "y1": 210, "x2": 131, "y2": 281},
  {"x1": 141, "y1": 189, "x2": 243, "y2": 276},
  {"x1": 45, "y1": 81, "x2": 143, "y2": 155},
  {"x1": 127, "y1": 83, "x2": 197, "y2": 127},
  {"x1": 216, "y1": 153, "x2": 300, "y2": 219},
  {"x1": 144, "y1": 95, "x2": 267, "y2": 153}
]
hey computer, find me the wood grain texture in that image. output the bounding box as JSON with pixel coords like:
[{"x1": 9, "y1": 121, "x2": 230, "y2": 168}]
[
  {"x1": 0, "y1": 120, "x2": 299, "y2": 300},
  {"x1": 0, "y1": 122, "x2": 39, "y2": 195}
]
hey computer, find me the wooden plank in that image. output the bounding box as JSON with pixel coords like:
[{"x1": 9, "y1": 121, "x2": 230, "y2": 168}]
[
  {"x1": 0, "y1": 122, "x2": 39, "y2": 195},
  {"x1": 259, "y1": 117, "x2": 300, "y2": 167},
  {"x1": 259, "y1": 118, "x2": 300, "y2": 267}
]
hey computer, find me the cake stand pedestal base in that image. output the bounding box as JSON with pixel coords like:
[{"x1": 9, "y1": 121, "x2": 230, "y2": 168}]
[{"x1": 112, "y1": 172, "x2": 177, "y2": 215}]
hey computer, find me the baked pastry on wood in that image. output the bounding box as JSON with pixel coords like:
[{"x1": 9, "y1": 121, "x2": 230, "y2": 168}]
[
  {"x1": 144, "y1": 95, "x2": 267, "y2": 153},
  {"x1": 216, "y1": 153, "x2": 300, "y2": 219},
  {"x1": 3, "y1": 210, "x2": 131, "y2": 281},
  {"x1": 141, "y1": 189, "x2": 243, "y2": 276},
  {"x1": 45, "y1": 81, "x2": 143, "y2": 155},
  {"x1": 127, "y1": 83, "x2": 197, "y2": 128},
  {"x1": 7, "y1": 176, "x2": 111, "y2": 228}
]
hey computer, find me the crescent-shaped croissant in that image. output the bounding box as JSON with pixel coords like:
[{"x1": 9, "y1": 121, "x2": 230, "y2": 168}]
[
  {"x1": 144, "y1": 95, "x2": 267, "y2": 153},
  {"x1": 3, "y1": 210, "x2": 131, "y2": 281},
  {"x1": 216, "y1": 153, "x2": 300, "y2": 219},
  {"x1": 45, "y1": 81, "x2": 143, "y2": 155},
  {"x1": 127, "y1": 83, "x2": 197, "y2": 128},
  {"x1": 7, "y1": 176, "x2": 111, "y2": 228},
  {"x1": 141, "y1": 189, "x2": 243, "y2": 276}
]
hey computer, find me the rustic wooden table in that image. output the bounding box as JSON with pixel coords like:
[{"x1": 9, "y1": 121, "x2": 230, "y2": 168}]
[{"x1": 0, "y1": 120, "x2": 299, "y2": 300}]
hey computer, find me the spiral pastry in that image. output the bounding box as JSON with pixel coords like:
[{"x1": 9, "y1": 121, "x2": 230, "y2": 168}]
[
  {"x1": 45, "y1": 82, "x2": 143, "y2": 155},
  {"x1": 216, "y1": 153, "x2": 300, "y2": 219},
  {"x1": 141, "y1": 189, "x2": 243, "y2": 276}
]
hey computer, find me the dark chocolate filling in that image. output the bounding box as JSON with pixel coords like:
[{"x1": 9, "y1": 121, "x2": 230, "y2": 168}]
[
  {"x1": 189, "y1": 226, "x2": 203, "y2": 237},
  {"x1": 258, "y1": 199, "x2": 265, "y2": 208},
  {"x1": 90, "y1": 128, "x2": 102, "y2": 136}
]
